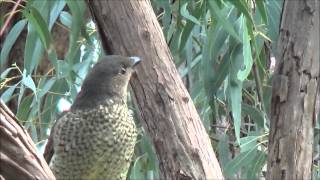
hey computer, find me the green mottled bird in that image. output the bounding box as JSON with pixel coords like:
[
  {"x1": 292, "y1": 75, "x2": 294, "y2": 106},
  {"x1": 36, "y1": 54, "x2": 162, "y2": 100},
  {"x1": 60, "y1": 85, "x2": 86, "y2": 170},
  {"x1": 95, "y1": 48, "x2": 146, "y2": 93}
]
[{"x1": 44, "y1": 55, "x2": 141, "y2": 180}]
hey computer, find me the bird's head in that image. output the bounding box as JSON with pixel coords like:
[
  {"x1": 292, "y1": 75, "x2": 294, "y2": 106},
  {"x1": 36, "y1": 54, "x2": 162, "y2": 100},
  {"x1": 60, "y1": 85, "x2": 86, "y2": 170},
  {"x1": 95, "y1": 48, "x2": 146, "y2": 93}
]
[{"x1": 72, "y1": 55, "x2": 141, "y2": 109}]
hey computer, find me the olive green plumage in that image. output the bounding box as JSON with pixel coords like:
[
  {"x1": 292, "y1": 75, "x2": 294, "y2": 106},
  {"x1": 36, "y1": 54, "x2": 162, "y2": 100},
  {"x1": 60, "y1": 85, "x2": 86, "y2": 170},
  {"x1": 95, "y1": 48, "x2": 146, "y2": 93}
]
[{"x1": 45, "y1": 55, "x2": 140, "y2": 180}]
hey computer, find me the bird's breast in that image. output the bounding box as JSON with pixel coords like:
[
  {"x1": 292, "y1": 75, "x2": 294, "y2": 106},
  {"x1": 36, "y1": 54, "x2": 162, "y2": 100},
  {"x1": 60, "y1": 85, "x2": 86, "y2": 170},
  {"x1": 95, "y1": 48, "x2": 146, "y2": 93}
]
[{"x1": 51, "y1": 100, "x2": 137, "y2": 180}]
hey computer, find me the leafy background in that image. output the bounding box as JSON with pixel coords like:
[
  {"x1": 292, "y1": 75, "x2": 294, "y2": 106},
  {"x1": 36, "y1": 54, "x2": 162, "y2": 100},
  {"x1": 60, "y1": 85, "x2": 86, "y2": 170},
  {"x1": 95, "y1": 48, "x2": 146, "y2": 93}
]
[{"x1": 0, "y1": 0, "x2": 319, "y2": 179}]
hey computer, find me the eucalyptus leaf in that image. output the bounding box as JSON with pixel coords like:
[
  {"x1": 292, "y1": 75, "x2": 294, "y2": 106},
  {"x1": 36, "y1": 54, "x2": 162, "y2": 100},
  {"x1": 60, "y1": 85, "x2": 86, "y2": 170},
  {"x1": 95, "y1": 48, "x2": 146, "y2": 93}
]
[
  {"x1": 0, "y1": 20, "x2": 27, "y2": 68},
  {"x1": 23, "y1": 6, "x2": 52, "y2": 49},
  {"x1": 38, "y1": 77, "x2": 56, "y2": 98},
  {"x1": 22, "y1": 70, "x2": 37, "y2": 95},
  {"x1": 242, "y1": 103, "x2": 265, "y2": 129},
  {"x1": 180, "y1": 2, "x2": 201, "y2": 25},
  {"x1": 48, "y1": 1, "x2": 66, "y2": 29},
  {"x1": 1, "y1": 84, "x2": 18, "y2": 103},
  {"x1": 228, "y1": 44, "x2": 243, "y2": 144},
  {"x1": 224, "y1": 150, "x2": 258, "y2": 177},
  {"x1": 16, "y1": 95, "x2": 33, "y2": 122},
  {"x1": 247, "y1": 150, "x2": 267, "y2": 179},
  {"x1": 24, "y1": 24, "x2": 44, "y2": 74},
  {"x1": 60, "y1": 11, "x2": 72, "y2": 28},
  {"x1": 208, "y1": 0, "x2": 241, "y2": 42},
  {"x1": 237, "y1": 17, "x2": 253, "y2": 81},
  {"x1": 1, "y1": 67, "x2": 15, "y2": 80},
  {"x1": 256, "y1": 0, "x2": 268, "y2": 24},
  {"x1": 240, "y1": 135, "x2": 259, "y2": 152}
]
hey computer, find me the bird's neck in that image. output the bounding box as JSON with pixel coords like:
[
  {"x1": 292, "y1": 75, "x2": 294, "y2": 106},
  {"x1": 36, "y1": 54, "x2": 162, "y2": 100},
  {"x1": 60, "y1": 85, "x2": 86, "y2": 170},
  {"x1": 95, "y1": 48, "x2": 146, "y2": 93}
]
[{"x1": 71, "y1": 89, "x2": 126, "y2": 110}]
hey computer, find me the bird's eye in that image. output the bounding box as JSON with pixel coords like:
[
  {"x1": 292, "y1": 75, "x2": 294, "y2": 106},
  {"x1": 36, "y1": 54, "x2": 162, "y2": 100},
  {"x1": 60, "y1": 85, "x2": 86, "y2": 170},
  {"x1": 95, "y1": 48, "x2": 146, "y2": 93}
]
[{"x1": 119, "y1": 66, "x2": 126, "y2": 74}]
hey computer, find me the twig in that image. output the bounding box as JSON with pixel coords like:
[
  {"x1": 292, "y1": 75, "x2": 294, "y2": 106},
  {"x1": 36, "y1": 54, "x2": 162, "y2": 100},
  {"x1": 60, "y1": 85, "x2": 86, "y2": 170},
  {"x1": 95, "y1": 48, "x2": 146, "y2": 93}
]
[{"x1": 0, "y1": 0, "x2": 23, "y2": 38}]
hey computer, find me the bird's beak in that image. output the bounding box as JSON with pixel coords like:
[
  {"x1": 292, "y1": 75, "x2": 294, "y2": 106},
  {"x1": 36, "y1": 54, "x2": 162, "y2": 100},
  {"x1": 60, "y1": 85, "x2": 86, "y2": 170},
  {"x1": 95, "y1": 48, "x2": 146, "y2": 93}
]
[{"x1": 129, "y1": 56, "x2": 142, "y2": 67}]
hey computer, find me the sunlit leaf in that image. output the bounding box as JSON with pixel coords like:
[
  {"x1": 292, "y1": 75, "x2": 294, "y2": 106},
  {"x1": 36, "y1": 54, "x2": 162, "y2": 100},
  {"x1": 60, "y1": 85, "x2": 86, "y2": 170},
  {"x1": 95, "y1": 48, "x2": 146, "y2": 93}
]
[
  {"x1": 48, "y1": 1, "x2": 66, "y2": 29},
  {"x1": 60, "y1": 11, "x2": 72, "y2": 28}
]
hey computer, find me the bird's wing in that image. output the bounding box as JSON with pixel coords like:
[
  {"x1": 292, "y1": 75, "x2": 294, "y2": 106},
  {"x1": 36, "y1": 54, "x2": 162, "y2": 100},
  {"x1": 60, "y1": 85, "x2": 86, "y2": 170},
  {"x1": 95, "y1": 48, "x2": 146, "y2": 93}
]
[{"x1": 43, "y1": 111, "x2": 68, "y2": 163}]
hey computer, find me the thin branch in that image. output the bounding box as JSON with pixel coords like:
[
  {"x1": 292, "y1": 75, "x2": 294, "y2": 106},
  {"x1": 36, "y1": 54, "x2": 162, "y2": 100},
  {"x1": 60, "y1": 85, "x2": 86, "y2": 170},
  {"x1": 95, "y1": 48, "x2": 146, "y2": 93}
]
[{"x1": 0, "y1": 0, "x2": 23, "y2": 38}]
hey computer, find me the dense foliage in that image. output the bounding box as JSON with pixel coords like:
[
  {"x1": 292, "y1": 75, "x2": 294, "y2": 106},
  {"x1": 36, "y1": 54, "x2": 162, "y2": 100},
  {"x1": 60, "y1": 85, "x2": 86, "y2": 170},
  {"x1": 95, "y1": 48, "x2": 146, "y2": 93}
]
[{"x1": 1, "y1": 0, "x2": 319, "y2": 179}]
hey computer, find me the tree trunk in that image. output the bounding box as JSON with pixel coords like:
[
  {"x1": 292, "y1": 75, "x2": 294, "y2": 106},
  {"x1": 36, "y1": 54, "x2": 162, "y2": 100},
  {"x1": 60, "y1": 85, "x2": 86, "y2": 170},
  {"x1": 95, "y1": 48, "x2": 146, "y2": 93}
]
[
  {"x1": 0, "y1": 100, "x2": 55, "y2": 180},
  {"x1": 87, "y1": 1, "x2": 224, "y2": 179},
  {"x1": 267, "y1": 0, "x2": 319, "y2": 179}
]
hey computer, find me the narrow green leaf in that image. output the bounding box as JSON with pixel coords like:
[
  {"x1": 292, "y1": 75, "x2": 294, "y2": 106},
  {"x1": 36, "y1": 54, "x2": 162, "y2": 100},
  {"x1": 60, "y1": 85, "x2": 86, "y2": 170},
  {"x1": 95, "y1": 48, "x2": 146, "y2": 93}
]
[
  {"x1": 247, "y1": 150, "x2": 267, "y2": 179},
  {"x1": 226, "y1": 0, "x2": 254, "y2": 26},
  {"x1": 240, "y1": 136, "x2": 259, "y2": 152},
  {"x1": 228, "y1": 44, "x2": 243, "y2": 144},
  {"x1": 17, "y1": 82, "x2": 26, "y2": 106},
  {"x1": 24, "y1": 28, "x2": 44, "y2": 74},
  {"x1": 180, "y1": 53, "x2": 202, "y2": 77},
  {"x1": 41, "y1": 79, "x2": 69, "y2": 125},
  {"x1": 22, "y1": 70, "x2": 37, "y2": 95},
  {"x1": 59, "y1": 11, "x2": 72, "y2": 28},
  {"x1": 30, "y1": 122, "x2": 38, "y2": 142},
  {"x1": 229, "y1": 80, "x2": 242, "y2": 144},
  {"x1": 48, "y1": 1, "x2": 66, "y2": 29},
  {"x1": 1, "y1": 67, "x2": 15, "y2": 80},
  {"x1": 211, "y1": 49, "x2": 232, "y2": 94},
  {"x1": 224, "y1": 149, "x2": 257, "y2": 177},
  {"x1": 208, "y1": 0, "x2": 241, "y2": 42},
  {"x1": 265, "y1": 0, "x2": 282, "y2": 54},
  {"x1": 0, "y1": 20, "x2": 27, "y2": 67},
  {"x1": 237, "y1": 17, "x2": 253, "y2": 81},
  {"x1": 180, "y1": 2, "x2": 201, "y2": 25},
  {"x1": 242, "y1": 103, "x2": 265, "y2": 128},
  {"x1": 66, "y1": 0, "x2": 85, "y2": 63},
  {"x1": 1, "y1": 84, "x2": 18, "y2": 103},
  {"x1": 23, "y1": 2, "x2": 50, "y2": 74},
  {"x1": 179, "y1": 1, "x2": 204, "y2": 51},
  {"x1": 16, "y1": 95, "x2": 33, "y2": 122},
  {"x1": 131, "y1": 154, "x2": 147, "y2": 180},
  {"x1": 23, "y1": 7, "x2": 51, "y2": 49},
  {"x1": 47, "y1": 48, "x2": 58, "y2": 75},
  {"x1": 38, "y1": 77, "x2": 56, "y2": 98},
  {"x1": 256, "y1": 0, "x2": 268, "y2": 24},
  {"x1": 24, "y1": 1, "x2": 59, "y2": 72},
  {"x1": 57, "y1": 60, "x2": 72, "y2": 78}
]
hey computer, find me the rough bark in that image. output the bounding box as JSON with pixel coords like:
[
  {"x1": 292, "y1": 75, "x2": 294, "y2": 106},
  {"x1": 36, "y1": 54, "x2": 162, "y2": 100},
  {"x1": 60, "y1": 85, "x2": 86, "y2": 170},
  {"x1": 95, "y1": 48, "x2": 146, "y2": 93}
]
[
  {"x1": 0, "y1": 100, "x2": 55, "y2": 180},
  {"x1": 267, "y1": 0, "x2": 319, "y2": 179},
  {"x1": 87, "y1": 1, "x2": 223, "y2": 179}
]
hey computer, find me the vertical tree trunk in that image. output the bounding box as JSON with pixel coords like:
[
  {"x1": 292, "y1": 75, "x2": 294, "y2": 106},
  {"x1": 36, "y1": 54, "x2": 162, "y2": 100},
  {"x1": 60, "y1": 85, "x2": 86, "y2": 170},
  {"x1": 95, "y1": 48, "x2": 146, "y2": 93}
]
[
  {"x1": 267, "y1": 0, "x2": 319, "y2": 179},
  {"x1": 87, "y1": 1, "x2": 223, "y2": 179}
]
